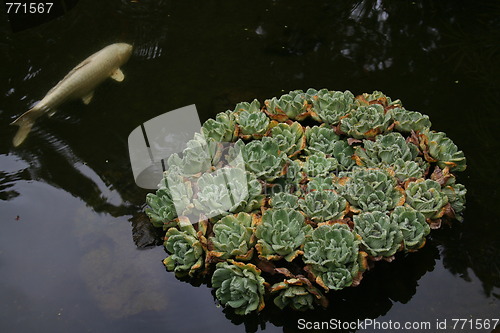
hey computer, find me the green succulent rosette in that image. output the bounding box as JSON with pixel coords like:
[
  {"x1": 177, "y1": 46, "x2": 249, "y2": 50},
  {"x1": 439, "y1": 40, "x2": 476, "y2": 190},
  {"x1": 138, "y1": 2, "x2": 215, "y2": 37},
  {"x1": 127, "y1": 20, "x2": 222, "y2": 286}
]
[
  {"x1": 390, "y1": 158, "x2": 428, "y2": 182},
  {"x1": 272, "y1": 282, "x2": 314, "y2": 311},
  {"x1": 423, "y1": 130, "x2": 467, "y2": 172},
  {"x1": 255, "y1": 208, "x2": 312, "y2": 261},
  {"x1": 232, "y1": 137, "x2": 288, "y2": 181},
  {"x1": 311, "y1": 89, "x2": 355, "y2": 125},
  {"x1": 356, "y1": 90, "x2": 402, "y2": 107},
  {"x1": 271, "y1": 277, "x2": 326, "y2": 311},
  {"x1": 405, "y1": 179, "x2": 449, "y2": 219},
  {"x1": 390, "y1": 205, "x2": 430, "y2": 251},
  {"x1": 339, "y1": 104, "x2": 393, "y2": 139},
  {"x1": 211, "y1": 260, "x2": 266, "y2": 315},
  {"x1": 145, "y1": 188, "x2": 178, "y2": 229},
  {"x1": 336, "y1": 168, "x2": 405, "y2": 212},
  {"x1": 391, "y1": 107, "x2": 431, "y2": 133},
  {"x1": 303, "y1": 223, "x2": 363, "y2": 291},
  {"x1": 354, "y1": 132, "x2": 418, "y2": 167},
  {"x1": 354, "y1": 211, "x2": 403, "y2": 257},
  {"x1": 201, "y1": 110, "x2": 238, "y2": 142},
  {"x1": 265, "y1": 90, "x2": 311, "y2": 121},
  {"x1": 331, "y1": 140, "x2": 356, "y2": 171},
  {"x1": 302, "y1": 87, "x2": 321, "y2": 101},
  {"x1": 301, "y1": 152, "x2": 338, "y2": 178},
  {"x1": 236, "y1": 110, "x2": 270, "y2": 139},
  {"x1": 167, "y1": 133, "x2": 216, "y2": 176},
  {"x1": 271, "y1": 122, "x2": 306, "y2": 158},
  {"x1": 441, "y1": 182, "x2": 467, "y2": 221},
  {"x1": 210, "y1": 212, "x2": 256, "y2": 260},
  {"x1": 305, "y1": 125, "x2": 340, "y2": 156},
  {"x1": 233, "y1": 99, "x2": 261, "y2": 114},
  {"x1": 147, "y1": 172, "x2": 194, "y2": 224},
  {"x1": 163, "y1": 217, "x2": 204, "y2": 276},
  {"x1": 270, "y1": 192, "x2": 299, "y2": 209},
  {"x1": 298, "y1": 190, "x2": 348, "y2": 223},
  {"x1": 193, "y1": 167, "x2": 264, "y2": 218},
  {"x1": 429, "y1": 167, "x2": 466, "y2": 220},
  {"x1": 307, "y1": 176, "x2": 335, "y2": 192}
]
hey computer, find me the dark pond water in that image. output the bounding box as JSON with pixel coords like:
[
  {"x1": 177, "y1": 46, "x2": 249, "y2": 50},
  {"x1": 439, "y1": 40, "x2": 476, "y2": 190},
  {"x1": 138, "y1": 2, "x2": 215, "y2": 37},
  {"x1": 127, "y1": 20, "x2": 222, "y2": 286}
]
[{"x1": 1, "y1": 1, "x2": 499, "y2": 332}]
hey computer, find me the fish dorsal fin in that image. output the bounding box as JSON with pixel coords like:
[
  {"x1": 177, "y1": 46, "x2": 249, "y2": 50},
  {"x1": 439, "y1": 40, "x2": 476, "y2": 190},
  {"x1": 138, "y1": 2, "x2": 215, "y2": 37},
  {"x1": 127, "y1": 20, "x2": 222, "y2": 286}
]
[
  {"x1": 110, "y1": 68, "x2": 124, "y2": 82},
  {"x1": 82, "y1": 91, "x2": 94, "y2": 104},
  {"x1": 45, "y1": 58, "x2": 93, "y2": 96}
]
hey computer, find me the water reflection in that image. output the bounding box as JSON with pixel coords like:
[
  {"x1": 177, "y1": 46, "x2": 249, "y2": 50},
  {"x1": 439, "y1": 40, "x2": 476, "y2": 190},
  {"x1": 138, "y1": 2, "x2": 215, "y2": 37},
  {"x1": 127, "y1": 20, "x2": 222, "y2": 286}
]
[
  {"x1": 433, "y1": 223, "x2": 500, "y2": 300},
  {"x1": 220, "y1": 243, "x2": 439, "y2": 333}
]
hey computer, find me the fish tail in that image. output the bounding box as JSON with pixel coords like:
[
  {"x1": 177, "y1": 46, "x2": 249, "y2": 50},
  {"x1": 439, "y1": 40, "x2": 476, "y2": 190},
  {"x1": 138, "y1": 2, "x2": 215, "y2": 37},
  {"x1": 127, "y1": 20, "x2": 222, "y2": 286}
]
[{"x1": 10, "y1": 107, "x2": 44, "y2": 147}]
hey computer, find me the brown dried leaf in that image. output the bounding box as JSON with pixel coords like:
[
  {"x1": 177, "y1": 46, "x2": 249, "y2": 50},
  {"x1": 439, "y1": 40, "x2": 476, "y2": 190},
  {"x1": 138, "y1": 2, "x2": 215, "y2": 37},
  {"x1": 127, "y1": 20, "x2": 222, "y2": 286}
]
[
  {"x1": 254, "y1": 256, "x2": 277, "y2": 275},
  {"x1": 347, "y1": 138, "x2": 363, "y2": 146}
]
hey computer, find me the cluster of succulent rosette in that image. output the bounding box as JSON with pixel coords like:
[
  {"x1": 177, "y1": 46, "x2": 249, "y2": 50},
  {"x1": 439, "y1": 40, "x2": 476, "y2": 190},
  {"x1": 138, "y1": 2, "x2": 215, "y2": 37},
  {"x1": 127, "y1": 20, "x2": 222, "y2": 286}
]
[{"x1": 145, "y1": 89, "x2": 467, "y2": 315}]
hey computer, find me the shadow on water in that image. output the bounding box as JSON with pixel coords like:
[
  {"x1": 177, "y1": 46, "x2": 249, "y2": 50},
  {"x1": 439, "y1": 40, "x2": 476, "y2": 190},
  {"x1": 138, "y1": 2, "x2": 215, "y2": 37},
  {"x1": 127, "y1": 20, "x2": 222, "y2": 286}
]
[{"x1": 1, "y1": 0, "x2": 500, "y2": 331}]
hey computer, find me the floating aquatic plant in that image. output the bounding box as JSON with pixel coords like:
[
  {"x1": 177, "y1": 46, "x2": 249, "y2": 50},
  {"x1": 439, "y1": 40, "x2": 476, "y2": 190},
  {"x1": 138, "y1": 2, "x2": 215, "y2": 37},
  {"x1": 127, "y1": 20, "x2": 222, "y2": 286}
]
[
  {"x1": 144, "y1": 89, "x2": 467, "y2": 315},
  {"x1": 301, "y1": 152, "x2": 338, "y2": 178},
  {"x1": 193, "y1": 167, "x2": 264, "y2": 218},
  {"x1": 310, "y1": 89, "x2": 355, "y2": 125},
  {"x1": 201, "y1": 110, "x2": 237, "y2": 142},
  {"x1": 236, "y1": 109, "x2": 270, "y2": 139},
  {"x1": 270, "y1": 276, "x2": 326, "y2": 311},
  {"x1": 265, "y1": 90, "x2": 311, "y2": 121},
  {"x1": 391, "y1": 107, "x2": 431, "y2": 133},
  {"x1": 211, "y1": 260, "x2": 266, "y2": 315},
  {"x1": 232, "y1": 137, "x2": 288, "y2": 182},
  {"x1": 339, "y1": 104, "x2": 392, "y2": 139},
  {"x1": 166, "y1": 133, "x2": 215, "y2": 176},
  {"x1": 305, "y1": 125, "x2": 340, "y2": 156},
  {"x1": 356, "y1": 90, "x2": 401, "y2": 107},
  {"x1": 163, "y1": 217, "x2": 204, "y2": 277},
  {"x1": 307, "y1": 176, "x2": 335, "y2": 192},
  {"x1": 209, "y1": 212, "x2": 256, "y2": 260},
  {"x1": 405, "y1": 179, "x2": 449, "y2": 220},
  {"x1": 271, "y1": 122, "x2": 306, "y2": 158},
  {"x1": 233, "y1": 99, "x2": 261, "y2": 114},
  {"x1": 390, "y1": 205, "x2": 430, "y2": 251},
  {"x1": 331, "y1": 140, "x2": 356, "y2": 171},
  {"x1": 336, "y1": 167, "x2": 405, "y2": 212},
  {"x1": 269, "y1": 192, "x2": 299, "y2": 209},
  {"x1": 255, "y1": 208, "x2": 312, "y2": 261},
  {"x1": 354, "y1": 132, "x2": 418, "y2": 167},
  {"x1": 390, "y1": 158, "x2": 427, "y2": 182},
  {"x1": 422, "y1": 130, "x2": 467, "y2": 172},
  {"x1": 145, "y1": 188, "x2": 178, "y2": 229},
  {"x1": 354, "y1": 211, "x2": 403, "y2": 258},
  {"x1": 298, "y1": 190, "x2": 348, "y2": 223},
  {"x1": 303, "y1": 223, "x2": 363, "y2": 291}
]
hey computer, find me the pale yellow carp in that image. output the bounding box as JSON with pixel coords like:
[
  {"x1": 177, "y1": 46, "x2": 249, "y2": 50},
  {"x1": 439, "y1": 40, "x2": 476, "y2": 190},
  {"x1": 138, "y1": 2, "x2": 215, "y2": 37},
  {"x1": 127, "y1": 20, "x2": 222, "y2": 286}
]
[{"x1": 11, "y1": 43, "x2": 133, "y2": 147}]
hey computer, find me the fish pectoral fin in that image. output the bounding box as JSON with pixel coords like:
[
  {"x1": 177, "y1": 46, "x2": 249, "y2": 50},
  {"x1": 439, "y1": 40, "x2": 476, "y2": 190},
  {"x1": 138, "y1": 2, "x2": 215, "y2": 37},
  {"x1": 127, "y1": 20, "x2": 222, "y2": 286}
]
[
  {"x1": 110, "y1": 68, "x2": 125, "y2": 82},
  {"x1": 82, "y1": 91, "x2": 94, "y2": 105}
]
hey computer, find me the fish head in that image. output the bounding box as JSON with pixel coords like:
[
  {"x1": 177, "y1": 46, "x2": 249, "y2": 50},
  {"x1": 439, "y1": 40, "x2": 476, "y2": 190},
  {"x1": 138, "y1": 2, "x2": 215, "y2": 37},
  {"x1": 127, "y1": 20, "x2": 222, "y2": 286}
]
[{"x1": 110, "y1": 43, "x2": 133, "y2": 65}]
